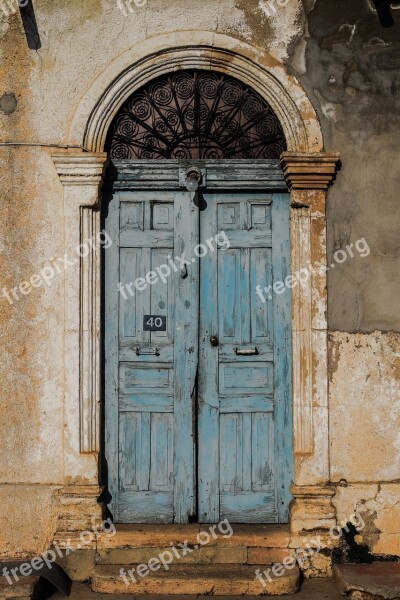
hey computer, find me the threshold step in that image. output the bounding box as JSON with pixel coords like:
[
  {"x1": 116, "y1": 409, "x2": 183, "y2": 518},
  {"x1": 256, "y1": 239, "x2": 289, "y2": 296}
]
[
  {"x1": 91, "y1": 563, "x2": 300, "y2": 595},
  {"x1": 97, "y1": 524, "x2": 291, "y2": 550}
]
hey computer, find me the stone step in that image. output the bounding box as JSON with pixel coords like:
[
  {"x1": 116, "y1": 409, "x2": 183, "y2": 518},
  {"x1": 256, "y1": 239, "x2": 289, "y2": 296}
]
[
  {"x1": 97, "y1": 524, "x2": 291, "y2": 550},
  {"x1": 333, "y1": 563, "x2": 400, "y2": 599},
  {"x1": 91, "y1": 563, "x2": 301, "y2": 595},
  {"x1": 61, "y1": 578, "x2": 343, "y2": 599},
  {"x1": 96, "y1": 545, "x2": 292, "y2": 566},
  {"x1": 0, "y1": 575, "x2": 39, "y2": 600}
]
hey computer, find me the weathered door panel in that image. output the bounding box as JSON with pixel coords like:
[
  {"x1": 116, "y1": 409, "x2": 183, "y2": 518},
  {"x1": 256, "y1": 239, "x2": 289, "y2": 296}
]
[
  {"x1": 105, "y1": 191, "x2": 198, "y2": 523},
  {"x1": 198, "y1": 192, "x2": 292, "y2": 523},
  {"x1": 105, "y1": 161, "x2": 292, "y2": 525}
]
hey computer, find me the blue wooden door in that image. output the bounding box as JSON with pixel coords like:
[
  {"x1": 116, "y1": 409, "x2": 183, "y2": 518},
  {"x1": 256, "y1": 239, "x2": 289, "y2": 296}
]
[
  {"x1": 105, "y1": 164, "x2": 292, "y2": 524},
  {"x1": 198, "y1": 192, "x2": 292, "y2": 523},
  {"x1": 105, "y1": 190, "x2": 199, "y2": 523}
]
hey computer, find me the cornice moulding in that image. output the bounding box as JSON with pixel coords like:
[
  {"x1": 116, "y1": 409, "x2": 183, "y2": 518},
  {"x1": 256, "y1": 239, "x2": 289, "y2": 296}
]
[
  {"x1": 281, "y1": 152, "x2": 340, "y2": 190},
  {"x1": 52, "y1": 152, "x2": 108, "y2": 185}
]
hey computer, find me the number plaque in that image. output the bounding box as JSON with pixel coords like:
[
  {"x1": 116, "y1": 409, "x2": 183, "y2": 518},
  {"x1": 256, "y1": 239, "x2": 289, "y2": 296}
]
[{"x1": 143, "y1": 315, "x2": 167, "y2": 331}]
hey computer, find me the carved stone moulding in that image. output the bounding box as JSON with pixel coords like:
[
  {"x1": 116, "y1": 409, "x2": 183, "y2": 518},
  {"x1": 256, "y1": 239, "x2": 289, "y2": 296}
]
[{"x1": 281, "y1": 152, "x2": 340, "y2": 190}]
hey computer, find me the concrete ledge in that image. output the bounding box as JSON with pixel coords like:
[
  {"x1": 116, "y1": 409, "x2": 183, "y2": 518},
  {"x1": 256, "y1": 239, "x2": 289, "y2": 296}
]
[{"x1": 333, "y1": 563, "x2": 400, "y2": 599}]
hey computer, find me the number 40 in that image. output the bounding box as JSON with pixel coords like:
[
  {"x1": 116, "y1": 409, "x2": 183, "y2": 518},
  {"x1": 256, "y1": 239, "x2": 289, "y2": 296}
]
[{"x1": 146, "y1": 317, "x2": 163, "y2": 328}]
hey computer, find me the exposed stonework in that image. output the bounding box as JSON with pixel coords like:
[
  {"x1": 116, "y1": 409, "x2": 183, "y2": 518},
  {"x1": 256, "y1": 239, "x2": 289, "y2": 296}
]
[
  {"x1": 301, "y1": 551, "x2": 333, "y2": 579},
  {"x1": 333, "y1": 482, "x2": 400, "y2": 557},
  {"x1": 54, "y1": 486, "x2": 104, "y2": 540}
]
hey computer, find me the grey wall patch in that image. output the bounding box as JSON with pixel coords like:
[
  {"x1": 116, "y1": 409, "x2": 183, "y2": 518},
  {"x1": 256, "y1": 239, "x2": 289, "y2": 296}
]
[{"x1": 0, "y1": 93, "x2": 17, "y2": 115}]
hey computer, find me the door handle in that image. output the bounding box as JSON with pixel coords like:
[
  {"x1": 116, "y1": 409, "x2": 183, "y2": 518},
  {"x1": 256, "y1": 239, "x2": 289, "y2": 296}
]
[
  {"x1": 135, "y1": 347, "x2": 160, "y2": 356},
  {"x1": 210, "y1": 336, "x2": 219, "y2": 347},
  {"x1": 234, "y1": 347, "x2": 259, "y2": 356}
]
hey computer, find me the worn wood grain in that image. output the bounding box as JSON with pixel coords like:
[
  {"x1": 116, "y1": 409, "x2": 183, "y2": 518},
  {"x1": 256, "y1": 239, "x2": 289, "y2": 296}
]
[{"x1": 106, "y1": 168, "x2": 292, "y2": 524}]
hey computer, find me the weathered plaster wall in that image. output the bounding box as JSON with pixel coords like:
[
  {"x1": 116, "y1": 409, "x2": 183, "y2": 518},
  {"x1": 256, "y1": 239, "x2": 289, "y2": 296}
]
[
  {"x1": 329, "y1": 332, "x2": 400, "y2": 556},
  {"x1": 329, "y1": 332, "x2": 400, "y2": 484},
  {"x1": 0, "y1": 147, "x2": 64, "y2": 556},
  {"x1": 0, "y1": 0, "x2": 304, "y2": 145},
  {"x1": 333, "y1": 482, "x2": 400, "y2": 557},
  {"x1": 289, "y1": 1, "x2": 400, "y2": 556},
  {"x1": 0, "y1": 0, "x2": 399, "y2": 559},
  {"x1": 290, "y1": 0, "x2": 400, "y2": 332},
  {"x1": 0, "y1": 485, "x2": 59, "y2": 558}
]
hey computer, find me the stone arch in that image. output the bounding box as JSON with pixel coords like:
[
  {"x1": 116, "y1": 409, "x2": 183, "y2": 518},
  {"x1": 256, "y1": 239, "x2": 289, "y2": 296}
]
[{"x1": 68, "y1": 32, "x2": 323, "y2": 153}]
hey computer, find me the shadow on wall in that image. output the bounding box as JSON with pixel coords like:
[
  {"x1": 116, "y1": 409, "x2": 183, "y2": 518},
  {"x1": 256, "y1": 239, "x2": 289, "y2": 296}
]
[
  {"x1": 371, "y1": 0, "x2": 400, "y2": 27},
  {"x1": 19, "y1": 0, "x2": 41, "y2": 50}
]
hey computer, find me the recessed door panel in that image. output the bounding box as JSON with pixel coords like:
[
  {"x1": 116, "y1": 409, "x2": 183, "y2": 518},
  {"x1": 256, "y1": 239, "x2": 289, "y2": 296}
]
[{"x1": 105, "y1": 172, "x2": 292, "y2": 524}]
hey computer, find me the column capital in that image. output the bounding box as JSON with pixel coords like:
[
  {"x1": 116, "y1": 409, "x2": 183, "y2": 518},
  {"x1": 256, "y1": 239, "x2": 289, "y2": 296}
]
[
  {"x1": 281, "y1": 152, "x2": 340, "y2": 190},
  {"x1": 52, "y1": 151, "x2": 108, "y2": 186}
]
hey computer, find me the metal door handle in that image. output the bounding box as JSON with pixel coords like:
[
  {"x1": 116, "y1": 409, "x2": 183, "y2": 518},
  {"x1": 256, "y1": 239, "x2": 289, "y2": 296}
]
[
  {"x1": 210, "y1": 336, "x2": 219, "y2": 347},
  {"x1": 136, "y1": 347, "x2": 160, "y2": 356},
  {"x1": 234, "y1": 347, "x2": 259, "y2": 355}
]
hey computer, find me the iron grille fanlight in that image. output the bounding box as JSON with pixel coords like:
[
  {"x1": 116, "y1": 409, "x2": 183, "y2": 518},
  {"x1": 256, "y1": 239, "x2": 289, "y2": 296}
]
[{"x1": 105, "y1": 70, "x2": 287, "y2": 160}]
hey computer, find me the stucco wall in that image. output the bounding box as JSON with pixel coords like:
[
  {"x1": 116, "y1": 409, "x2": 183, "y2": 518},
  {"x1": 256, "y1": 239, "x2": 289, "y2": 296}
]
[
  {"x1": 294, "y1": 0, "x2": 400, "y2": 332},
  {"x1": 293, "y1": 0, "x2": 400, "y2": 556},
  {"x1": 0, "y1": 0, "x2": 399, "y2": 558},
  {"x1": 0, "y1": 147, "x2": 64, "y2": 556},
  {"x1": 329, "y1": 332, "x2": 400, "y2": 556}
]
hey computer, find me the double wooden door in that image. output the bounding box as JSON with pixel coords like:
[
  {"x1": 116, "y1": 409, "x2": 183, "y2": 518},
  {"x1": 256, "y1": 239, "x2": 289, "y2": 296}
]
[{"x1": 105, "y1": 161, "x2": 292, "y2": 524}]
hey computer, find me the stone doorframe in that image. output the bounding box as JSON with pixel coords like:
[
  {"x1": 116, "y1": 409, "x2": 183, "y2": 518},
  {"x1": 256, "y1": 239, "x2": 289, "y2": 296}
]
[{"x1": 51, "y1": 35, "x2": 339, "y2": 537}]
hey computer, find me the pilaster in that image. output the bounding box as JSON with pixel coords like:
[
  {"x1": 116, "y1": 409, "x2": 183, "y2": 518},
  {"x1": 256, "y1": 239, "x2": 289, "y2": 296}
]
[{"x1": 281, "y1": 152, "x2": 340, "y2": 533}]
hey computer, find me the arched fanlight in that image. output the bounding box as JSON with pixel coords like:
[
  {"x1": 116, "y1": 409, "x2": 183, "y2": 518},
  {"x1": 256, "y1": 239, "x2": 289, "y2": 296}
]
[{"x1": 105, "y1": 70, "x2": 286, "y2": 160}]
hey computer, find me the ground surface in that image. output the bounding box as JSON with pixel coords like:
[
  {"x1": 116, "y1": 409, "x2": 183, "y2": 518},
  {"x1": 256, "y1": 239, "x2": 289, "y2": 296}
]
[
  {"x1": 334, "y1": 563, "x2": 400, "y2": 599},
  {"x1": 53, "y1": 578, "x2": 342, "y2": 599}
]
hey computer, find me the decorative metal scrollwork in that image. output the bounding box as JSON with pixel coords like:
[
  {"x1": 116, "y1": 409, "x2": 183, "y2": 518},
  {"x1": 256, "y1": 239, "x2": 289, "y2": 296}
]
[{"x1": 106, "y1": 70, "x2": 286, "y2": 160}]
